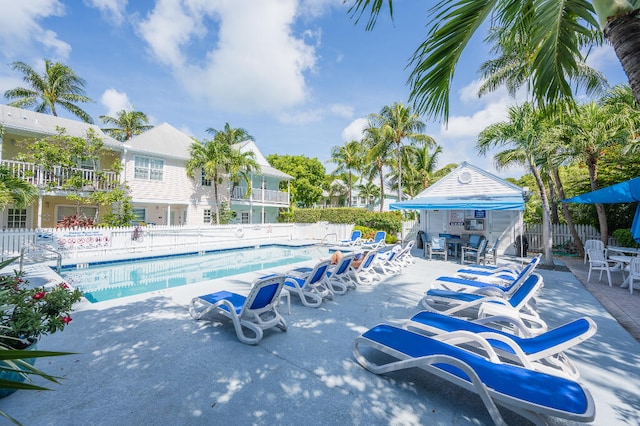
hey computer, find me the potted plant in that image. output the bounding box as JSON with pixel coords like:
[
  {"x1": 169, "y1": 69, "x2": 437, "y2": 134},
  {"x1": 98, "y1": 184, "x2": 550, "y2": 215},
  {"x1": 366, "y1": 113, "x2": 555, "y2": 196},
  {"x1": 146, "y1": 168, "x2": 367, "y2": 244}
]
[{"x1": 0, "y1": 258, "x2": 82, "y2": 398}]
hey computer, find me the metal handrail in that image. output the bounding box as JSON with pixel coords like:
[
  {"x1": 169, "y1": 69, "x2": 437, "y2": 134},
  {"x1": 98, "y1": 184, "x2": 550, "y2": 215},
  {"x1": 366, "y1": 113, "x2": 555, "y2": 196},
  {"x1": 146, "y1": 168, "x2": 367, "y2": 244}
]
[
  {"x1": 20, "y1": 244, "x2": 62, "y2": 273},
  {"x1": 319, "y1": 233, "x2": 338, "y2": 245}
]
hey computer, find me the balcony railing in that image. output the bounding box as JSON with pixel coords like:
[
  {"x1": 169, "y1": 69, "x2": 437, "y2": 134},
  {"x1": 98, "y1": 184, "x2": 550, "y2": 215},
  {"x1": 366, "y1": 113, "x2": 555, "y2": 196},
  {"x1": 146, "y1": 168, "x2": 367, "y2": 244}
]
[
  {"x1": 231, "y1": 186, "x2": 289, "y2": 205},
  {"x1": 0, "y1": 159, "x2": 120, "y2": 191}
]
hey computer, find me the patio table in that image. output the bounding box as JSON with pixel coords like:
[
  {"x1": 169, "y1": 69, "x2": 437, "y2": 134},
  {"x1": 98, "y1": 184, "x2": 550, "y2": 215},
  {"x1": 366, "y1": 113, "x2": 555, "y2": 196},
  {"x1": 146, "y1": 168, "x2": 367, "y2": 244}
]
[
  {"x1": 607, "y1": 246, "x2": 640, "y2": 256},
  {"x1": 609, "y1": 254, "x2": 635, "y2": 288}
]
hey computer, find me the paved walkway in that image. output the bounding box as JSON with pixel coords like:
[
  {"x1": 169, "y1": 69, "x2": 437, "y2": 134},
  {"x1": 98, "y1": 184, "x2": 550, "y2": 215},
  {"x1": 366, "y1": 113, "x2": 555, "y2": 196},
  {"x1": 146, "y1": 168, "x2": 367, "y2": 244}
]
[
  {"x1": 558, "y1": 255, "x2": 640, "y2": 342},
  {"x1": 2, "y1": 249, "x2": 640, "y2": 425}
]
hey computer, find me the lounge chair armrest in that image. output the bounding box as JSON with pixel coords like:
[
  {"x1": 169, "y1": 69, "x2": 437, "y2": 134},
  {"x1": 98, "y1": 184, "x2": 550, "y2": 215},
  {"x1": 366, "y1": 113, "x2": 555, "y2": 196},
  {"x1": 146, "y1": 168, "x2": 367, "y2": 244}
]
[{"x1": 434, "y1": 330, "x2": 501, "y2": 363}]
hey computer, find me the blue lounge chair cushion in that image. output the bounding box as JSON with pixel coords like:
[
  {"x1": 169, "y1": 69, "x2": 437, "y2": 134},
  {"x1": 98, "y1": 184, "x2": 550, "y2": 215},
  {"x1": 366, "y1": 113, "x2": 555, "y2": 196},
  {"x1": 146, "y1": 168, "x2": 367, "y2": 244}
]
[
  {"x1": 409, "y1": 311, "x2": 594, "y2": 358},
  {"x1": 198, "y1": 291, "x2": 245, "y2": 314},
  {"x1": 360, "y1": 324, "x2": 592, "y2": 418}
]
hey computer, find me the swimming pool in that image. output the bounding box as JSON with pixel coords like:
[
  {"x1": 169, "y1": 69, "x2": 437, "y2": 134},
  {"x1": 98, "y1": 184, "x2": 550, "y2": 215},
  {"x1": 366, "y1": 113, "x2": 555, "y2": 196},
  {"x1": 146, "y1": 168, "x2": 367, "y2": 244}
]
[{"x1": 60, "y1": 244, "x2": 329, "y2": 303}]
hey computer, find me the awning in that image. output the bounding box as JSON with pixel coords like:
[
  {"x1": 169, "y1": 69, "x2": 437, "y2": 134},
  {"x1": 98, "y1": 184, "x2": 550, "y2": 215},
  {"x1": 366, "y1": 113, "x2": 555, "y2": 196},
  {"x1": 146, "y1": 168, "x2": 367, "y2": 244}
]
[
  {"x1": 562, "y1": 177, "x2": 640, "y2": 242},
  {"x1": 390, "y1": 193, "x2": 525, "y2": 211}
]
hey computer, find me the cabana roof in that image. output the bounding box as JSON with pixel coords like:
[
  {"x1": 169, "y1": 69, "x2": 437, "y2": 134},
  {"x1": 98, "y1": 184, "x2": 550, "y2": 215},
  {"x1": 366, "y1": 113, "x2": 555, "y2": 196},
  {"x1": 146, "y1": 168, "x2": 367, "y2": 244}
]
[{"x1": 390, "y1": 162, "x2": 525, "y2": 211}]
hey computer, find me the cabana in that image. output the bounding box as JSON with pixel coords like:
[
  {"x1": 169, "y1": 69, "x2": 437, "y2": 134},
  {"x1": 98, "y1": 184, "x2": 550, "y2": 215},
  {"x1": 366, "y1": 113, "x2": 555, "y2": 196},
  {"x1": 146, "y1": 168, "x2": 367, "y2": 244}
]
[
  {"x1": 391, "y1": 162, "x2": 526, "y2": 256},
  {"x1": 563, "y1": 176, "x2": 640, "y2": 243}
]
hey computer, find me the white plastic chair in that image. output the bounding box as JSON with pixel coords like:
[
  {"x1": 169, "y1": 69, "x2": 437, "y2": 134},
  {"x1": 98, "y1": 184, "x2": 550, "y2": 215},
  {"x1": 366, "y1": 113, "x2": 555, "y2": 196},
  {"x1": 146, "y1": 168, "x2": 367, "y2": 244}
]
[
  {"x1": 586, "y1": 249, "x2": 614, "y2": 287},
  {"x1": 583, "y1": 240, "x2": 605, "y2": 264},
  {"x1": 627, "y1": 257, "x2": 640, "y2": 295}
]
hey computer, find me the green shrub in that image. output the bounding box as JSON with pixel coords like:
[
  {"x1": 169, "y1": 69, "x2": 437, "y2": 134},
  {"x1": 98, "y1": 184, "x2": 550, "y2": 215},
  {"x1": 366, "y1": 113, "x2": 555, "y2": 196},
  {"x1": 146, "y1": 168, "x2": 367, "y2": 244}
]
[{"x1": 611, "y1": 228, "x2": 640, "y2": 248}]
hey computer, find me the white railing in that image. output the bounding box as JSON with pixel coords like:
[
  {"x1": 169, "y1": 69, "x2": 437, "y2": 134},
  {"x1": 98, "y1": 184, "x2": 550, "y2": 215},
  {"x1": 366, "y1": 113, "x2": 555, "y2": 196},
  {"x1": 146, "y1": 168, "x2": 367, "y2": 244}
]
[
  {"x1": 0, "y1": 222, "x2": 354, "y2": 263},
  {"x1": 231, "y1": 186, "x2": 289, "y2": 205},
  {"x1": 0, "y1": 159, "x2": 120, "y2": 190}
]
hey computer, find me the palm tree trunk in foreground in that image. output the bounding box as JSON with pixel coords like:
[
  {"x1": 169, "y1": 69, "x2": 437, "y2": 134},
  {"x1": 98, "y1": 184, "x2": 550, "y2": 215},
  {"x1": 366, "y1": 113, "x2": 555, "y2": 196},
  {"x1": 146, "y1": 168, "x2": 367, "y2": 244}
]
[{"x1": 605, "y1": 9, "x2": 640, "y2": 105}]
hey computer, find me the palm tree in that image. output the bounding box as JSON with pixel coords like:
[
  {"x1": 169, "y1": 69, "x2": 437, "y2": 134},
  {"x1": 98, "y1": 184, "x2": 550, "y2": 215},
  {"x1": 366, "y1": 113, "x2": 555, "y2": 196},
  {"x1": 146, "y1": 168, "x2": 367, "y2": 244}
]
[
  {"x1": 401, "y1": 141, "x2": 443, "y2": 197},
  {"x1": 356, "y1": 181, "x2": 381, "y2": 210},
  {"x1": 99, "y1": 110, "x2": 153, "y2": 142},
  {"x1": 330, "y1": 140, "x2": 364, "y2": 207},
  {"x1": 0, "y1": 166, "x2": 38, "y2": 210},
  {"x1": 185, "y1": 139, "x2": 231, "y2": 225},
  {"x1": 362, "y1": 125, "x2": 392, "y2": 212},
  {"x1": 477, "y1": 103, "x2": 554, "y2": 265},
  {"x1": 562, "y1": 100, "x2": 636, "y2": 244},
  {"x1": 349, "y1": 1, "x2": 640, "y2": 117},
  {"x1": 226, "y1": 148, "x2": 261, "y2": 199},
  {"x1": 368, "y1": 102, "x2": 435, "y2": 202},
  {"x1": 4, "y1": 60, "x2": 94, "y2": 123},
  {"x1": 207, "y1": 122, "x2": 254, "y2": 145}
]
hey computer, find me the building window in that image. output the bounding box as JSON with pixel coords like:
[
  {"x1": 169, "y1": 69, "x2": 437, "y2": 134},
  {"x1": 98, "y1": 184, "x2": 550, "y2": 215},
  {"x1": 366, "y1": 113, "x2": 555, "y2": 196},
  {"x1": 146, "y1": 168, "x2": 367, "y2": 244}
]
[
  {"x1": 134, "y1": 156, "x2": 164, "y2": 181},
  {"x1": 7, "y1": 208, "x2": 27, "y2": 229},
  {"x1": 203, "y1": 209, "x2": 212, "y2": 224},
  {"x1": 132, "y1": 208, "x2": 146, "y2": 223},
  {"x1": 201, "y1": 169, "x2": 212, "y2": 186},
  {"x1": 241, "y1": 212, "x2": 249, "y2": 224}
]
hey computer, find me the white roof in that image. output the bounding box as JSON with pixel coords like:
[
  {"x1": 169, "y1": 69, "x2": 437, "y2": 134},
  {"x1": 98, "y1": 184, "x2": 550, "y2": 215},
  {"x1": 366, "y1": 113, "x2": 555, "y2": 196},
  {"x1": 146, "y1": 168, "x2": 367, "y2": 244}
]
[
  {"x1": 233, "y1": 140, "x2": 293, "y2": 180},
  {"x1": 125, "y1": 123, "x2": 195, "y2": 160},
  {"x1": 0, "y1": 104, "x2": 121, "y2": 149}
]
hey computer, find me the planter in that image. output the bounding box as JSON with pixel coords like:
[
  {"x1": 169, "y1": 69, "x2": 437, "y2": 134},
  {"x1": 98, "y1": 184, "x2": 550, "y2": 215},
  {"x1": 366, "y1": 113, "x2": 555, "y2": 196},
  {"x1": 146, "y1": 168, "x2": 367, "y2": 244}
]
[{"x1": 0, "y1": 341, "x2": 38, "y2": 399}]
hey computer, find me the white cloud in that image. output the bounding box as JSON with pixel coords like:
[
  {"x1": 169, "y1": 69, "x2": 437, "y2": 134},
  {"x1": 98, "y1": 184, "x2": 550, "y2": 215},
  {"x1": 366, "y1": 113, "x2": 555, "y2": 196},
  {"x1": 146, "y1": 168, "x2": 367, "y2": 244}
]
[
  {"x1": 84, "y1": 0, "x2": 129, "y2": 25},
  {"x1": 137, "y1": 0, "x2": 318, "y2": 113},
  {"x1": 0, "y1": 1, "x2": 70, "y2": 59},
  {"x1": 329, "y1": 103, "x2": 353, "y2": 118},
  {"x1": 100, "y1": 89, "x2": 133, "y2": 116},
  {"x1": 341, "y1": 117, "x2": 368, "y2": 141},
  {"x1": 433, "y1": 80, "x2": 529, "y2": 178}
]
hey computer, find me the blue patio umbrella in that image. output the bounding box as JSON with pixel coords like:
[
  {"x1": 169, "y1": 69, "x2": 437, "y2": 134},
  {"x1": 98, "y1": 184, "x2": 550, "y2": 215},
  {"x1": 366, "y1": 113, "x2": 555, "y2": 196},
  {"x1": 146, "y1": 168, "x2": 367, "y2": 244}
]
[{"x1": 562, "y1": 177, "x2": 640, "y2": 243}]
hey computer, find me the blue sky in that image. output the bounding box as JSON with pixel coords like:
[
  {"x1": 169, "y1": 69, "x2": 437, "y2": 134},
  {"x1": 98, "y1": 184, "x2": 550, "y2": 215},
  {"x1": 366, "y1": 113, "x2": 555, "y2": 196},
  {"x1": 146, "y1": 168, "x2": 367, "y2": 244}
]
[{"x1": 0, "y1": 0, "x2": 629, "y2": 179}]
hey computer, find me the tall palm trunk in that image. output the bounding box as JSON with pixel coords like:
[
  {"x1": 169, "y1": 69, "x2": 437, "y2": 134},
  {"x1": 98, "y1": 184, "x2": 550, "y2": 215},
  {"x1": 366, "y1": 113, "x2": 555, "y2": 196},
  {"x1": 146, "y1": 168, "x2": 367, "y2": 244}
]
[
  {"x1": 396, "y1": 142, "x2": 402, "y2": 202},
  {"x1": 586, "y1": 155, "x2": 608, "y2": 245},
  {"x1": 377, "y1": 160, "x2": 385, "y2": 212},
  {"x1": 551, "y1": 169, "x2": 584, "y2": 257},
  {"x1": 531, "y1": 165, "x2": 554, "y2": 265},
  {"x1": 605, "y1": 9, "x2": 640, "y2": 105}
]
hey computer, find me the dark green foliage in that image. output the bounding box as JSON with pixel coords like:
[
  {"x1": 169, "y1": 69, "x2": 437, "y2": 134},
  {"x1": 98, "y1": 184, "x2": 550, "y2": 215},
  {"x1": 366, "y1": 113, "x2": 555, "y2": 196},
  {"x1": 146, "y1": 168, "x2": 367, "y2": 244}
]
[
  {"x1": 611, "y1": 228, "x2": 640, "y2": 248},
  {"x1": 291, "y1": 208, "x2": 402, "y2": 236}
]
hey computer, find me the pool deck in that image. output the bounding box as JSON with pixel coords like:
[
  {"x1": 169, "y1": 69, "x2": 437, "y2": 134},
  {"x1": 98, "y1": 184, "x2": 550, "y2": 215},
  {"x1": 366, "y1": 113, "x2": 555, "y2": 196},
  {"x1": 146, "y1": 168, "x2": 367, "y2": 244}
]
[{"x1": 2, "y1": 245, "x2": 640, "y2": 425}]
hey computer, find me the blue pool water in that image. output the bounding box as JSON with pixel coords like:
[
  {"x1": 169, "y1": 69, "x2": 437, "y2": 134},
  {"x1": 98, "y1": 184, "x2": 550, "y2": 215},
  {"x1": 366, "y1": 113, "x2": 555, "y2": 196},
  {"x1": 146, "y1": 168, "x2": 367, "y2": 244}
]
[{"x1": 60, "y1": 245, "x2": 329, "y2": 303}]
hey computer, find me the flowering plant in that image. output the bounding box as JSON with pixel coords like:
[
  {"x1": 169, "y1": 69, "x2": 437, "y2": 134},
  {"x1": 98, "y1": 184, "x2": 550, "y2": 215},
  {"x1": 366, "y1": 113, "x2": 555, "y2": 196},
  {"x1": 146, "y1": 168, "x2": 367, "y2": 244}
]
[{"x1": 0, "y1": 264, "x2": 83, "y2": 350}]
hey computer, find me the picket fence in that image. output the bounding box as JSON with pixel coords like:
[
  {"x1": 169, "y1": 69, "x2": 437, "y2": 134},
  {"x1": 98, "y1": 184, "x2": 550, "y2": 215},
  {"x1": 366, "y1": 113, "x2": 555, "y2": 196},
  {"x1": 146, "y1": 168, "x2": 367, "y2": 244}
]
[
  {"x1": 1, "y1": 222, "x2": 355, "y2": 265},
  {"x1": 525, "y1": 223, "x2": 603, "y2": 251}
]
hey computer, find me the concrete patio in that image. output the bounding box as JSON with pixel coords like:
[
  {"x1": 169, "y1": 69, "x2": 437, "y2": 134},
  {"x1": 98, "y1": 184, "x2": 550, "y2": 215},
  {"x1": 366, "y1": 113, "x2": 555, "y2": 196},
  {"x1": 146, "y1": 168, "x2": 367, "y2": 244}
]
[{"x1": 2, "y1": 248, "x2": 640, "y2": 425}]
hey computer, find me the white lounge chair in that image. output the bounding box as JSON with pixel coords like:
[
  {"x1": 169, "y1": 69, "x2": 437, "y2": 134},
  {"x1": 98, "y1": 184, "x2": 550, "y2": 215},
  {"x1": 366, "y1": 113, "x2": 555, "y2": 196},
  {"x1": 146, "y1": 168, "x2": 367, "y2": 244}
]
[
  {"x1": 284, "y1": 259, "x2": 334, "y2": 307},
  {"x1": 421, "y1": 273, "x2": 547, "y2": 335},
  {"x1": 352, "y1": 324, "x2": 595, "y2": 425},
  {"x1": 189, "y1": 274, "x2": 287, "y2": 345},
  {"x1": 404, "y1": 311, "x2": 597, "y2": 379},
  {"x1": 339, "y1": 230, "x2": 362, "y2": 247}
]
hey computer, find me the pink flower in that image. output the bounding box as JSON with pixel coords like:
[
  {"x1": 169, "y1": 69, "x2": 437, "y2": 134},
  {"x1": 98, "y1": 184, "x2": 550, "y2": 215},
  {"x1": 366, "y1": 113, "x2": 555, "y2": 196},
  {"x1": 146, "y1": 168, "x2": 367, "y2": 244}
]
[
  {"x1": 33, "y1": 291, "x2": 46, "y2": 300},
  {"x1": 61, "y1": 316, "x2": 72, "y2": 324}
]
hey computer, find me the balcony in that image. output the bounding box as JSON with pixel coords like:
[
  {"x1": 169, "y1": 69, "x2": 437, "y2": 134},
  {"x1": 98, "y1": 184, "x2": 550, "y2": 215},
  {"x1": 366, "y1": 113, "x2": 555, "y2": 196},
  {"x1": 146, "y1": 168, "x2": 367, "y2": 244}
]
[
  {"x1": 0, "y1": 159, "x2": 120, "y2": 191},
  {"x1": 231, "y1": 186, "x2": 289, "y2": 205}
]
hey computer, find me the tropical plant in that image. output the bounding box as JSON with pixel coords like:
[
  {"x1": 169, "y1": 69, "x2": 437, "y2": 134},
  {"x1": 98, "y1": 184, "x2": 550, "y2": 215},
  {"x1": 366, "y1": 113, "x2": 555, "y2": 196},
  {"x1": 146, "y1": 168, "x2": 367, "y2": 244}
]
[
  {"x1": 4, "y1": 60, "x2": 94, "y2": 123},
  {"x1": 401, "y1": 141, "x2": 444, "y2": 197},
  {"x1": 206, "y1": 122, "x2": 254, "y2": 145},
  {"x1": 186, "y1": 138, "x2": 231, "y2": 224},
  {"x1": 0, "y1": 167, "x2": 39, "y2": 211},
  {"x1": 361, "y1": 126, "x2": 390, "y2": 212},
  {"x1": 15, "y1": 127, "x2": 124, "y2": 220},
  {"x1": 368, "y1": 102, "x2": 435, "y2": 201},
  {"x1": 330, "y1": 140, "x2": 364, "y2": 207},
  {"x1": 477, "y1": 102, "x2": 554, "y2": 264},
  {"x1": 0, "y1": 263, "x2": 82, "y2": 350},
  {"x1": 349, "y1": 1, "x2": 640, "y2": 118},
  {"x1": 226, "y1": 147, "x2": 261, "y2": 198},
  {"x1": 99, "y1": 110, "x2": 153, "y2": 142}
]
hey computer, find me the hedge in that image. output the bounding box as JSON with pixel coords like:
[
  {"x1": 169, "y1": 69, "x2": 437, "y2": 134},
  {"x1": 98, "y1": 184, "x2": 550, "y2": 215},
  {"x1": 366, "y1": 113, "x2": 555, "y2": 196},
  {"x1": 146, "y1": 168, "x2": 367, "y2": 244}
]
[{"x1": 290, "y1": 208, "x2": 403, "y2": 235}]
